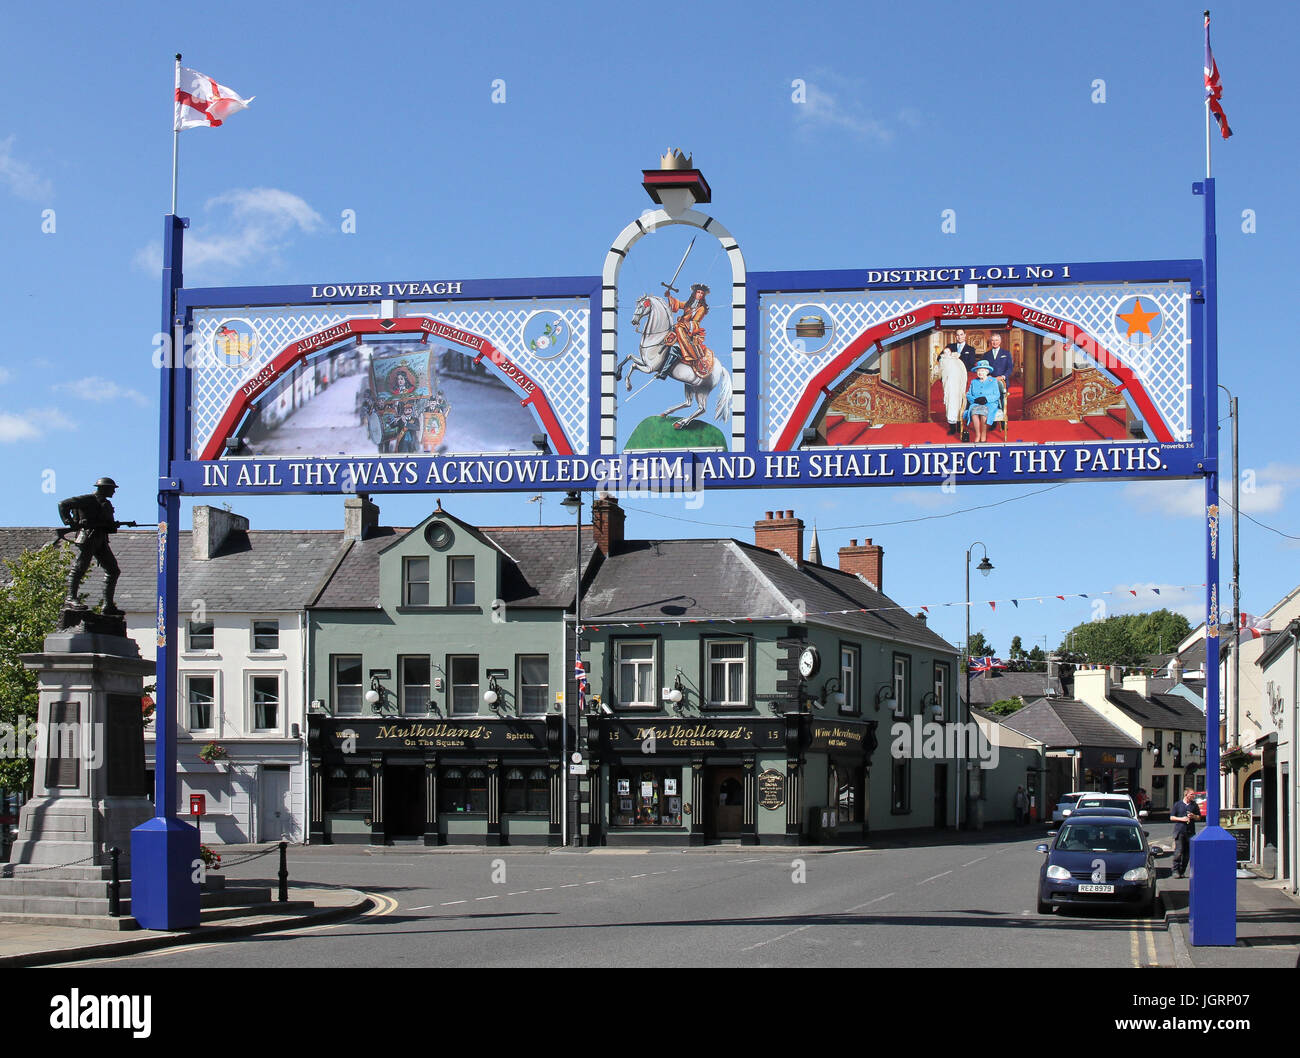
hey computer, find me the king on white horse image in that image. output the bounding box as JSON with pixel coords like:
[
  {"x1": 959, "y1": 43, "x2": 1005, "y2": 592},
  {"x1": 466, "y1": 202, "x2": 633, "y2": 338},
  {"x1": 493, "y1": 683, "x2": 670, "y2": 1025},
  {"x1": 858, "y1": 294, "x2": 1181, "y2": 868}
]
[{"x1": 615, "y1": 291, "x2": 732, "y2": 429}]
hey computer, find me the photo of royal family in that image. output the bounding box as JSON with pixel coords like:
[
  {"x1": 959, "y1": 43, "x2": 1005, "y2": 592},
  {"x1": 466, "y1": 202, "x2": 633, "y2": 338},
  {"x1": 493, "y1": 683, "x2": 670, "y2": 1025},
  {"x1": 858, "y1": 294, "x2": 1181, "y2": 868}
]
[{"x1": 809, "y1": 323, "x2": 1141, "y2": 448}]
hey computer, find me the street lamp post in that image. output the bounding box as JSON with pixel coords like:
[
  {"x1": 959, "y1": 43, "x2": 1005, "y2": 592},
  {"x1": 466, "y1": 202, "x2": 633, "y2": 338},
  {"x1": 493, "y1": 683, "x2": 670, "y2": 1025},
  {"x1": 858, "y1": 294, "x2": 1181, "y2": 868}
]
[
  {"x1": 561, "y1": 490, "x2": 583, "y2": 847},
  {"x1": 963, "y1": 542, "x2": 993, "y2": 830}
]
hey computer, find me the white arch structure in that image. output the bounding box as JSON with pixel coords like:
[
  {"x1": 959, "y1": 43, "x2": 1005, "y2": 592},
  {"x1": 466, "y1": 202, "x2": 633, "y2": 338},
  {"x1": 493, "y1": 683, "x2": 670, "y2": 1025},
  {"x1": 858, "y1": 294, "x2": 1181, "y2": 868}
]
[{"x1": 601, "y1": 209, "x2": 746, "y2": 453}]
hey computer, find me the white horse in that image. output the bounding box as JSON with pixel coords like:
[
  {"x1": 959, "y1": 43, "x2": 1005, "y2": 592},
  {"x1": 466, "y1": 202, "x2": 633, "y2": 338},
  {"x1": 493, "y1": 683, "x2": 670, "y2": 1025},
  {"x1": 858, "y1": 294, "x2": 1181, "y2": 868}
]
[{"x1": 614, "y1": 293, "x2": 732, "y2": 429}]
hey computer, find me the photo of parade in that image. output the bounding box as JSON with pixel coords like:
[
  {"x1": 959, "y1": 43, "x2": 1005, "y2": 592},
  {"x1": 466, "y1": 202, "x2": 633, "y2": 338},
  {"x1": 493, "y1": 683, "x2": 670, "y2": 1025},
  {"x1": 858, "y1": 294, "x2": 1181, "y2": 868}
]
[
  {"x1": 239, "y1": 341, "x2": 541, "y2": 457},
  {"x1": 804, "y1": 325, "x2": 1142, "y2": 447}
]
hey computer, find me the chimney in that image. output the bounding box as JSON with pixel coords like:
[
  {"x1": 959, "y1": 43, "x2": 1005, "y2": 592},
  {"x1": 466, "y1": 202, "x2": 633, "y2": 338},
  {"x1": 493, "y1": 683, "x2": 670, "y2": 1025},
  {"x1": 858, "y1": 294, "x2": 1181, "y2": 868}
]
[
  {"x1": 838, "y1": 538, "x2": 884, "y2": 591},
  {"x1": 192, "y1": 505, "x2": 249, "y2": 561},
  {"x1": 754, "y1": 510, "x2": 804, "y2": 565},
  {"x1": 914, "y1": 611, "x2": 927, "y2": 625},
  {"x1": 591, "y1": 493, "x2": 625, "y2": 555},
  {"x1": 344, "y1": 494, "x2": 380, "y2": 541},
  {"x1": 1072, "y1": 663, "x2": 1111, "y2": 707},
  {"x1": 1170, "y1": 656, "x2": 1184, "y2": 686}
]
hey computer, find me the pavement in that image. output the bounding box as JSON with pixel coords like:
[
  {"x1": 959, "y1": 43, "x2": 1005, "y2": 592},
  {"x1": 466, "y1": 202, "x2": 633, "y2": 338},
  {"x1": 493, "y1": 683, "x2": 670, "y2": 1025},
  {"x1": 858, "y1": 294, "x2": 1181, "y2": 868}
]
[
  {"x1": 0, "y1": 885, "x2": 369, "y2": 968},
  {"x1": 1160, "y1": 868, "x2": 1300, "y2": 968}
]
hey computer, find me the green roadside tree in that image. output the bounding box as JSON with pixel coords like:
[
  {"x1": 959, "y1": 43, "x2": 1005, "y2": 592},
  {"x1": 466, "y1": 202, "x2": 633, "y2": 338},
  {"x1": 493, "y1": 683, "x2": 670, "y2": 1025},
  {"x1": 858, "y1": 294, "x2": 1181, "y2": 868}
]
[
  {"x1": 0, "y1": 543, "x2": 74, "y2": 794},
  {"x1": 1059, "y1": 609, "x2": 1192, "y2": 668}
]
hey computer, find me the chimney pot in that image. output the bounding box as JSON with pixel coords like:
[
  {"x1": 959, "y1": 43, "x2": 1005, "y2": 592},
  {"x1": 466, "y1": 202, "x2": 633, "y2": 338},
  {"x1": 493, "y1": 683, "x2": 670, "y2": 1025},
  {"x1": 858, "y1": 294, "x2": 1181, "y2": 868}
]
[
  {"x1": 837, "y1": 538, "x2": 884, "y2": 591},
  {"x1": 754, "y1": 509, "x2": 804, "y2": 565},
  {"x1": 592, "y1": 493, "x2": 625, "y2": 555},
  {"x1": 344, "y1": 494, "x2": 380, "y2": 541},
  {"x1": 192, "y1": 505, "x2": 249, "y2": 561}
]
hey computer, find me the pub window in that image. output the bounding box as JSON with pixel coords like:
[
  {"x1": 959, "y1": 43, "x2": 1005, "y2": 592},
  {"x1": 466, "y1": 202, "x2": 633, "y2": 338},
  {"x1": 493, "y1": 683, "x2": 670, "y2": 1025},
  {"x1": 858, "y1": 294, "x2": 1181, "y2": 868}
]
[
  {"x1": 934, "y1": 662, "x2": 949, "y2": 723},
  {"x1": 439, "y1": 767, "x2": 488, "y2": 813},
  {"x1": 251, "y1": 619, "x2": 280, "y2": 651},
  {"x1": 840, "y1": 644, "x2": 860, "y2": 715},
  {"x1": 518, "y1": 655, "x2": 549, "y2": 714},
  {"x1": 403, "y1": 556, "x2": 430, "y2": 606},
  {"x1": 186, "y1": 675, "x2": 215, "y2": 732},
  {"x1": 706, "y1": 640, "x2": 746, "y2": 708},
  {"x1": 251, "y1": 675, "x2": 280, "y2": 730},
  {"x1": 399, "y1": 655, "x2": 431, "y2": 715},
  {"x1": 891, "y1": 758, "x2": 910, "y2": 813},
  {"x1": 448, "y1": 556, "x2": 475, "y2": 606},
  {"x1": 187, "y1": 620, "x2": 214, "y2": 652},
  {"x1": 610, "y1": 767, "x2": 683, "y2": 827},
  {"x1": 503, "y1": 766, "x2": 549, "y2": 814},
  {"x1": 333, "y1": 655, "x2": 364, "y2": 716},
  {"x1": 893, "y1": 654, "x2": 910, "y2": 718},
  {"x1": 448, "y1": 655, "x2": 479, "y2": 715},
  {"x1": 615, "y1": 640, "x2": 656, "y2": 709},
  {"x1": 326, "y1": 765, "x2": 371, "y2": 812},
  {"x1": 830, "y1": 763, "x2": 862, "y2": 823}
]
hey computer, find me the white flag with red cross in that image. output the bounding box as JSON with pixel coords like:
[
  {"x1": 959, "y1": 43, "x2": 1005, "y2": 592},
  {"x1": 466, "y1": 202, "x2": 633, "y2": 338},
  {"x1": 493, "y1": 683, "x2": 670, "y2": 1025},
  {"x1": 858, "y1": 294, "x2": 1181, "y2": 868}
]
[{"x1": 174, "y1": 67, "x2": 254, "y2": 130}]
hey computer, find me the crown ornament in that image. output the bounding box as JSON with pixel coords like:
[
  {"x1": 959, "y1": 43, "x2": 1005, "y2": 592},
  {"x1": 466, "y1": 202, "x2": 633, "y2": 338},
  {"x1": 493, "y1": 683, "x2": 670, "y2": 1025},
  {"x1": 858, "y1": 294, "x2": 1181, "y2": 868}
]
[{"x1": 659, "y1": 148, "x2": 694, "y2": 170}]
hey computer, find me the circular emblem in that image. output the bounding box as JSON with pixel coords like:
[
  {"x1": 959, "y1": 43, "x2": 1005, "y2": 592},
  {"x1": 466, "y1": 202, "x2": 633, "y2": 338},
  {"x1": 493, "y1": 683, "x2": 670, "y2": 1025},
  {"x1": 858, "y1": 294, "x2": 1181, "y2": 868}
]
[
  {"x1": 1113, "y1": 296, "x2": 1163, "y2": 347},
  {"x1": 522, "y1": 310, "x2": 569, "y2": 359},
  {"x1": 212, "y1": 319, "x2": 257, "y2": 369},
  {"x1": 785, "y1": 304, "x2": 835, "y2": 356}
]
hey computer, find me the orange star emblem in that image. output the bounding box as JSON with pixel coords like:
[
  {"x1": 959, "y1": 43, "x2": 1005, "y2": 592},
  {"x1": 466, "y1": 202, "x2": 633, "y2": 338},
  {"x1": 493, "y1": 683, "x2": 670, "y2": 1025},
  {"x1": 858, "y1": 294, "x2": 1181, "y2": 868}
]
[{"x1": 1117, "y1": 297, "x2": 1160, "y2": 338}]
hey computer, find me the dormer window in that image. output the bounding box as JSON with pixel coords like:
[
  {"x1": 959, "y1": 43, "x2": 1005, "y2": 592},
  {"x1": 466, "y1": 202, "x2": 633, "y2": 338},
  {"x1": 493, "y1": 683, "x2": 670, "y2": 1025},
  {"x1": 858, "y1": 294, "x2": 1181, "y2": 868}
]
[
  {"x1": 449, "y1": 556, "x2": 475, "y2": 605},
  {"x1": 403, "y1": 557, "x2": 430, "y2": 606}
]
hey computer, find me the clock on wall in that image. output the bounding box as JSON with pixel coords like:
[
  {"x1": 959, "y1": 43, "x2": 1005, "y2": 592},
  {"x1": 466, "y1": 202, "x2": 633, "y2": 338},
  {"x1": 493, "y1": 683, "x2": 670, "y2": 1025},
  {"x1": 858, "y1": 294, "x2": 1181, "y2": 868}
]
[{"x1": 798, "y1": 645, "x2": 820, "y2": 679}]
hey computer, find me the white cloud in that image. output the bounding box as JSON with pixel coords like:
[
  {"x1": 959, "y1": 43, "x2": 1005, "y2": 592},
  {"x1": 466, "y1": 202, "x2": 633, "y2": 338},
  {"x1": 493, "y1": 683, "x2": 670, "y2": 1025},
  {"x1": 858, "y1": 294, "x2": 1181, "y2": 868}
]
[
  {"x1": 0, "y1": 367, "x2": 11, "y2": 384},
  {"x1": 794, "y1": 77, "x2": 893, "y2": 144},
  {"x1": 1124, "y1": 463, "x2": 1300, "y2": 519},
  {"x1": 0, "y1": 136, "x2": 53, "y2": 202},
  {"x1": 134, "y1": 187, "x2": 324, "y2": 277},
  {"x1": 0, "y1": 408, "x2": 75, "y2": 443},
  {"x1": 53, "y1": 377, "x2": 149, "y2": 407}
]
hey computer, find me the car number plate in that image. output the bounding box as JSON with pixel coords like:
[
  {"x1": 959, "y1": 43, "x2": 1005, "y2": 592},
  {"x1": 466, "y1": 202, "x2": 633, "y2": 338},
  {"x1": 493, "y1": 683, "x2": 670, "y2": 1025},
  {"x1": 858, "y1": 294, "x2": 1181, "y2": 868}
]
[{"x1": 1078, "y1": 883, "x2": 1114, "y2": 893}]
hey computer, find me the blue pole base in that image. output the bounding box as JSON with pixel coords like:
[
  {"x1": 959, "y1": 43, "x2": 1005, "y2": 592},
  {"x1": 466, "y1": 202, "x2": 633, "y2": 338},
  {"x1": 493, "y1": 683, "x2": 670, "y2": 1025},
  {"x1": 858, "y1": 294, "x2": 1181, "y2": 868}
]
[
  {"x1": 1188, "y1": 826, "x2": 1237, "y2": 946},
  {"x1": 130, "y1": 816, "x2": 201, "y2": 931}
]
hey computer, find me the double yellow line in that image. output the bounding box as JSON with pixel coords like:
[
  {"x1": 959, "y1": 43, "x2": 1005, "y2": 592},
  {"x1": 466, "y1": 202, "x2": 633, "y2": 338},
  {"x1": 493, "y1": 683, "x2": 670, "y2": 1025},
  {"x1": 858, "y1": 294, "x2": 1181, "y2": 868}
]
[{"x1": 1130, "y1": 918, "x2": 1160, "y2": 967}]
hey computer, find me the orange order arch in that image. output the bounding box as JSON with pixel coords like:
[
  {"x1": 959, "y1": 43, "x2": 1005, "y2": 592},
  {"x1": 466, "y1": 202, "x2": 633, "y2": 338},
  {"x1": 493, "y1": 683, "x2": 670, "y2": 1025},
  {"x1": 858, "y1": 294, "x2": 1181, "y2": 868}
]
[
  {"x1": 199, "y1": 316, "x2": 572, "y2": 460},
  {"x1": 772, "y1": 300, "x2": 1173, "y2": 451}
]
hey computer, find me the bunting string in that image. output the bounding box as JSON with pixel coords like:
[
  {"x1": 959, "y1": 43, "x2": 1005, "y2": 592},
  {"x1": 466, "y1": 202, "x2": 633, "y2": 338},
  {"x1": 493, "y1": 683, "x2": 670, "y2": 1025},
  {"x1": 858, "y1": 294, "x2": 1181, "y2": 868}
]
[{"x1": 581, "y1": 582, "x2": 1209, "y2": 631}]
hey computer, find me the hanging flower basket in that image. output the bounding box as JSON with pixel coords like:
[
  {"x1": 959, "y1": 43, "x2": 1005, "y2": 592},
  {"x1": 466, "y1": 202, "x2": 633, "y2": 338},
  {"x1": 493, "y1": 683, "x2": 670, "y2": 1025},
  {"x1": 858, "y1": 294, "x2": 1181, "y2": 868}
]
[
  {"x1": 141, "y1": 694, "x2": 155, "y2": 726},
  {"x1": 198, "y1": 742, "x2": 229, "y2": 764}
]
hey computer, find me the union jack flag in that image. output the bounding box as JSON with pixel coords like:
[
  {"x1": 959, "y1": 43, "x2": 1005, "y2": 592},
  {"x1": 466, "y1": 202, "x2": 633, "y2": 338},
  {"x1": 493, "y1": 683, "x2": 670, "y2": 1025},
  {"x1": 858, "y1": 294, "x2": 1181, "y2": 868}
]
[
  {"x1": 968, "y1": 656, "x2": 1008, "y2": 674},
  {"x1": 574, "y1": 656, "x2": 589, "y2": 708},
  {"x1": 1204, "y1": 13, "x2": 1232, "y2": 139}
]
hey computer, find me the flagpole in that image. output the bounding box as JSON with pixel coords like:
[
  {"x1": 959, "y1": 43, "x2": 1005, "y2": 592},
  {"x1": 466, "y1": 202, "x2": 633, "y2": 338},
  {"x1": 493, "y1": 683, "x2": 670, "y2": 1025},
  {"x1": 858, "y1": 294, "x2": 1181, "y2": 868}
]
[
  {"x1": 1204, "y1": 12, "x2": 1212, "y2": 178},
  {"x1": 171, "y1": 53, "x2": 182, "y2": 214}
]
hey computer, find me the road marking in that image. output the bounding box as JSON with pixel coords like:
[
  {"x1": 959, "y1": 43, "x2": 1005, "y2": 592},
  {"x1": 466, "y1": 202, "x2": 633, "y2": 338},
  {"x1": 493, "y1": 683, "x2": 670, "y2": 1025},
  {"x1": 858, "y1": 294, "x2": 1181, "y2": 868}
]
[
  {"x1": 559, "y1": 883, "x2": 579, "y2": 888},
  {"x1": 475, "y1": 895, "x2": 499, "y2": 901},
  {"x1": 441, "y1": 900, "x2": 466, "y2": 906},
  {"x1": 409, "y1": 904, "x2": 436, "y2": 911},
  {"x1": 534, "y1": 887, "x2": 553, "y2": 892},
  {"x1": 961, "y1": 856, "x2": 988, "y2": 868},
  {"x1": 917, "y1": 871, "x2": 952, "y2": 886},
  {"x1": 845, "y1": 893, "x2": 895, "y2": 912},
  {"x1": 584, "y1": 880, "x2": 601, "y2": 885},
  {"x1": 739, "y1": 924, "x2": 812, "y2": 952},
  {"x1": 652, "y1": 871, "x2": 668, "y2": 875},
  {"x1": 508, "y1": 891, "x2": 529, "y2": 896},
  {"x1": 1143, "y1": 920, "x2": 1158, "y2": 965},
  {"x1": 630, "y1": 874, "x2": 647, "y2": 878},
  {"x1": 1130, "y1": 926, "x2": 1140, "y2": 967}
]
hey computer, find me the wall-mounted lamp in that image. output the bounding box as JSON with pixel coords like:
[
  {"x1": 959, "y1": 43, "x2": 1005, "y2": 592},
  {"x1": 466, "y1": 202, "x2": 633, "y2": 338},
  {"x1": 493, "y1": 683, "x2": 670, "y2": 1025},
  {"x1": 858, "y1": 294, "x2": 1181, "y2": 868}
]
[
  {"x1": 484, "y1": 675, "x2": 510, "y2": 715},
  {"x1": 820, "y1": 677, "x2": 845, "y2": 710},
  {"x1": 920, "y1": 690, "x2": 941, "y2": 720},
  {"x1": 874, "y1": 683, "x2": 896, "y2": 713},
  {"x1": 364, "y1": 676, "x2": 394, "y2": 715},
  {"x1": 665, "y1": 670, "x2": 687, "y2": 711}
]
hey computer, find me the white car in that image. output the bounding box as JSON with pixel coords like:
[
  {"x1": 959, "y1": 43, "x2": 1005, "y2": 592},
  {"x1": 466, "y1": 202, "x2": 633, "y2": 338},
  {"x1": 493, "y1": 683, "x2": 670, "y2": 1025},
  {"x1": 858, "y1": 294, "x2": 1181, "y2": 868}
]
[{"x1": 1073, "y1": 793, "x2": 1147, "y2": 819}]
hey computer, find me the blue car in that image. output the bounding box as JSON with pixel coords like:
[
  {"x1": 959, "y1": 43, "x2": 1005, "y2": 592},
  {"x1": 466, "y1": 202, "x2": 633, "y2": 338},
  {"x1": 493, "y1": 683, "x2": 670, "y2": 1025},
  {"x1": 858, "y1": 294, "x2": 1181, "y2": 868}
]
[{"x1": 1036, "y1": 815, "x2": 1158, "y2": 916}]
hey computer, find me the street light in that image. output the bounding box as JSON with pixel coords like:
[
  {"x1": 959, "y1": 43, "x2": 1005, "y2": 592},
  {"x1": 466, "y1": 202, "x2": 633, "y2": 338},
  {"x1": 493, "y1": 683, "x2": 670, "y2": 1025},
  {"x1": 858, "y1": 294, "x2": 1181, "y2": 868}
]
[
  {"x1": 962, "y1": 542, "x2": 994, "y2": 830},
  {"x1": 561, "y1": 490, "x2": 583, "y2": 846}
]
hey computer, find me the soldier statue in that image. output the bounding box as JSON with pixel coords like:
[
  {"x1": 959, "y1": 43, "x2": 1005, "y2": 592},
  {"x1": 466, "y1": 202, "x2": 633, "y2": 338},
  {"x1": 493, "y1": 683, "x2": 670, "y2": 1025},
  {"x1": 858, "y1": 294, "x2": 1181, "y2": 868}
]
[{"x1": 57, "y1": 477, "x2": 136, "y2": 615}]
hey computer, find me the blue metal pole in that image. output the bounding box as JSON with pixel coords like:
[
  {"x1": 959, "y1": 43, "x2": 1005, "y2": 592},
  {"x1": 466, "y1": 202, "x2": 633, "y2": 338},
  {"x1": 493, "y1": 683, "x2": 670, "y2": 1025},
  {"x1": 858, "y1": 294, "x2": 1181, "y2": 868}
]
[
  {"x1": 1189, "y1": 176, "x2": 1236, "y2": 945},
  {"x1": 130, "y1": 213, "x2": 201, "y2": 930}
]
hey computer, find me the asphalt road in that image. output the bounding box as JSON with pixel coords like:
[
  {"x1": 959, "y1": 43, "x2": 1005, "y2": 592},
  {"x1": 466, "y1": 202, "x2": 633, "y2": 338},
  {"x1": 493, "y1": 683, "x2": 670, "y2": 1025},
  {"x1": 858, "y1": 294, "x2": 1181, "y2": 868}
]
[{"x1": 77, "y1": 824, "x2": 1179, "y2": 969}]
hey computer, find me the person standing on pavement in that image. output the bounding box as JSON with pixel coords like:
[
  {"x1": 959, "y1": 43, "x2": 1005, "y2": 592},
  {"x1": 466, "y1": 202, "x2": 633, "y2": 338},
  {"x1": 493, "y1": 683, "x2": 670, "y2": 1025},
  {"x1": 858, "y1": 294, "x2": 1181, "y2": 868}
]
[
  {"x1": 1170, "y1": 786, "x2": 1199, "y2": 878},
  {"x1": 1014, "y1": 786, "x2": 1028, "y2": 826}
]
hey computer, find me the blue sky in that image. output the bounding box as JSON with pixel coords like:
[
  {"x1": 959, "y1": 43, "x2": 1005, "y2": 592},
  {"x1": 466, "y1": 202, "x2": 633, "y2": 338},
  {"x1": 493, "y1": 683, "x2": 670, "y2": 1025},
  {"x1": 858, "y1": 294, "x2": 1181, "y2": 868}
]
[{"x1": 1, "y1": 0, "x2": 1295, "y2": 658}]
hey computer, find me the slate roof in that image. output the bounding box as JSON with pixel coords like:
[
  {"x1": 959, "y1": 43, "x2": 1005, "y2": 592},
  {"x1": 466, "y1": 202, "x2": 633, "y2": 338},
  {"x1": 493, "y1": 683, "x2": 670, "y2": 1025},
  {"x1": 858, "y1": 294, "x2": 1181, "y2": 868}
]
[
  {"x1": 965, "y1": 670, "x2": 1062, "y2": 706},
  {"x1": 582, "y1": 538, "x2": 955, "y2": 655},
  {"x1": 1106, "y1": 688, "x2": 1205, "y2": 732},
  {"x1": 0, "y1": 527, "x2": 348, "y2": 612},
  {"x1": 1001, "y1": 698, "x2": 1141, "y2": 750},
  {"x1": 310, "y1": 524, "x2": 598, "y2": 610}
]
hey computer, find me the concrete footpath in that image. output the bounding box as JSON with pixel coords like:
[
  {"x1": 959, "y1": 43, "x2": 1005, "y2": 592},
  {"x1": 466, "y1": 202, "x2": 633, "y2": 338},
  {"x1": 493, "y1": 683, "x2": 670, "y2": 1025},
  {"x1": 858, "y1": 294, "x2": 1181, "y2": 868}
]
[
  {"x1": 1161, "y1": 870, "x2": 1300, "y2": 969},
  {"x1": 0, "y1": 886, "x2": 369, "y2": 968}
]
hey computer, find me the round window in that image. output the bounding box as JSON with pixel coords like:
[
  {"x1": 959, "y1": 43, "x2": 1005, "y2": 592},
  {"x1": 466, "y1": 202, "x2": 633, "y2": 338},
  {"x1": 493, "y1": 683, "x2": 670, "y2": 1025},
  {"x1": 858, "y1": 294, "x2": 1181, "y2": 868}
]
[{"x1": 425, "y1": 521, "x2": 454, "y2": 551}]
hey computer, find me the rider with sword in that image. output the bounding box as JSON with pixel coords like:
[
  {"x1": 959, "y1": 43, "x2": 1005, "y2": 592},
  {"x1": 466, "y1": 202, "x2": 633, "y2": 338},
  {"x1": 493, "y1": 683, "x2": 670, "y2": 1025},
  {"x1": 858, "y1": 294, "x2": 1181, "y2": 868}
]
[{"x1": 654, "y1": 237, "x2": 714, "y2": 380}]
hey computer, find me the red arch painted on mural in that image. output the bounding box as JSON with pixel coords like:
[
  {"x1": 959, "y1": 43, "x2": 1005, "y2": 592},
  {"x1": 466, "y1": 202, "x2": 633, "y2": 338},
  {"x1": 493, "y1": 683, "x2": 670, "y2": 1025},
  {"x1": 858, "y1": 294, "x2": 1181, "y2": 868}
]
[
  {"x1": 199, "y1": 316, "x2": 573, "y2": 460},
  {"x1": 772, "y1": 300, "x2": 1172, "y2": 450}
]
